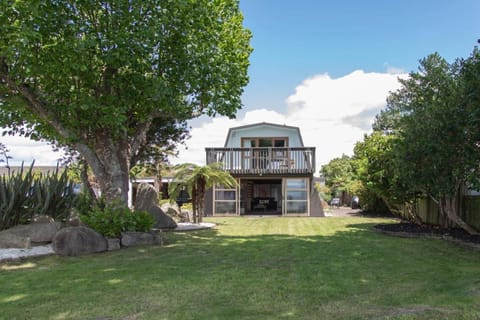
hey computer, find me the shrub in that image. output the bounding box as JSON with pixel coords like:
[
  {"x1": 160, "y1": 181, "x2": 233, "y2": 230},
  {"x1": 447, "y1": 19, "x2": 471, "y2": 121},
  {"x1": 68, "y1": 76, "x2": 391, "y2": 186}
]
[
  {"x1": 31, "y1": 165, "x2": 77, "y2": 222},
  {"x1": 80, "y1": 204, "x2": 154, "y2": 238},
  {"x1": 0, "y1": 163, "x2": 79, "y2": 230},
  {"x1": 357, "y1": 187, "x2": 390, "y2": 214},
  {"x1": 0, "y1": 164, "x2": 35, "y2": 230},
  {"x1": 315, "y1": 183, "x2": 332, "y2": 203}
]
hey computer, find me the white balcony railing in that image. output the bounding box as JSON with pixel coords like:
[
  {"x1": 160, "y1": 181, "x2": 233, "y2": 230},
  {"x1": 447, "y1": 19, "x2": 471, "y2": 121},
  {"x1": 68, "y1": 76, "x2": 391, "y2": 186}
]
[{"x1": 205, "y1": 147, "x2": 315, "y2": 175}]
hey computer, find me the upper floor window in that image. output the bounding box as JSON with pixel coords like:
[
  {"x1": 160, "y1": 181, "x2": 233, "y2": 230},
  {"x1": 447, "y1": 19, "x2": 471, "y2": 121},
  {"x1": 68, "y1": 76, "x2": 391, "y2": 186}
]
[{"x1": 241, "y1": 137, "x2": 288, "y2": 148}]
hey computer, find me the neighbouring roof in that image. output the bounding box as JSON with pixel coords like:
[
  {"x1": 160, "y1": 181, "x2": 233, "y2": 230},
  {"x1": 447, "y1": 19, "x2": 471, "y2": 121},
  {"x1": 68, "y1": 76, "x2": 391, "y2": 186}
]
[
  {"x1": 0, "y1": 165, "x2": 63, "y2": 176},
  {"x1": 131, "y1": 176, "x2": 173, "y2": 184},
  {"x1": 223, "y1": 122, "x2": 305, "y2": 147}
]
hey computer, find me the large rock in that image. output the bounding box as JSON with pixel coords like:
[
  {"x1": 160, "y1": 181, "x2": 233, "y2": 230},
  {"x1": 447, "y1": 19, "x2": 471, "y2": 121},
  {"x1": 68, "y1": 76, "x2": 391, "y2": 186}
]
[
  {"x1": 135, "y1": 183, "x2": 177, "y2": 229},
  {"x1": 66, "y1": 208, "x2": 84, "y2": 227},
  {"x1": 135, "y1": 183, "x2": 158, "y2": 211},
  {"x1": 1, "y1": 220, "x2": 59, "y2": 244},
  {"x1": 0, "y1": 232, "x2": 31, "y2": 249},
  {"x1": 120, "y1": 231, "x2": 163, "y2": 247},
  {"x1": 32, "y1": 214, "x2": 55, "y2": 223},
  {"x1": 52, "y1": 226, "x2": 107, "y2": 256},
  {"x1": 160, "y1": 203, "x2": 190, "y2": 223}
]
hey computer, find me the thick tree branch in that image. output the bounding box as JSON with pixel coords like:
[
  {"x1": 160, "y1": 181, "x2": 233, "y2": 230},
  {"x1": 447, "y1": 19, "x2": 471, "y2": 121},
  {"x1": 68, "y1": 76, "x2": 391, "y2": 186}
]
[
  {"x1": 1, "y1": 59, "x2": 106, "y2": 188},
  {"x1": 74, "y1": 141, "x2": 104, "y2": 178},
  {"x1": 1, "y1": 59, "x2": 71, "y2": 140},
  {"x1": 130, "y1": 117, "x2": 153, "y2": 161}
]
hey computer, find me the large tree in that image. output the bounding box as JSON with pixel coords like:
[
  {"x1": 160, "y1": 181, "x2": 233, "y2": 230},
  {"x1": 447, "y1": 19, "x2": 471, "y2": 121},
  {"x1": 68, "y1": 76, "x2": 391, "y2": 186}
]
[
  {"x1": 385, "y1": 50, "x2": 480, "y2": 234},
  {"x1": 354, "y1": 132, "x2": 416, "y2": 217},
  {"x1": 320, "y1": 155, "x2": 359, "y2": 199},
  {"x1": 0, "y1": 0, "x2": 251, "y2": 206}
]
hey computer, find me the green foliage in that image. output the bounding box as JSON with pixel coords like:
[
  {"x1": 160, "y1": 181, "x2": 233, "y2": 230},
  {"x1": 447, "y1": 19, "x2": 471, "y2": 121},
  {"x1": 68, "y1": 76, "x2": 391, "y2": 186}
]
[
  {"x1": 385, "y1": 51, "x2": 480, "y2": 199},
  {"x1": 353, "y1": 132, "x2": 409, "y2": 214},
  {"x1": 0, "y1": 163, "x2": 35, "y2": 229},
  {"x1": 30, "y1": 166, "x2": 77, "y2": 221},
  {"x1": 355, "y1": 185, "x2": 389, "y2": 214},
  {"x1": 314, "y1": 183, "x2": 332, "y2": 203},
  {"x1": 181, "y1": 202, "x2": 193, "y2": 212},
  {"x1": 320, "y1": 155, "x2": 360, "y2": 199},
  {"x1": 0, "y1": 142, "x2": 12, "y2": 168},
  {"x1": 74, "y1": 191, "x2": 98, "y2": 215},
  {"x1": 356, "y1": 48, "x2": 480, "y2": 232},
  {"x1": 81, "y1": 204, "x2": 154, "y2": 238},
  {"x1": 320, "y1": 155, "x2": 359, "y2": 198},
  {"x1": 169, "y1": 162, "x2": 237, "y2": 223},
  {"x1": 0, "y1": 0, "x2": 252, "y2": 207},
  {"x1": 0, "y1": 163, "x2": 77, "y2": 230}
]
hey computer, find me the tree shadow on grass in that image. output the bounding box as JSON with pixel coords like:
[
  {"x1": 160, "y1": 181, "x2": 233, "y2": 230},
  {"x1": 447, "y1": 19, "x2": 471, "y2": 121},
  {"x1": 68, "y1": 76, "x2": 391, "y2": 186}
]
[{"x1": 1, "y1": 221, "x2": 479, "y2": 320}]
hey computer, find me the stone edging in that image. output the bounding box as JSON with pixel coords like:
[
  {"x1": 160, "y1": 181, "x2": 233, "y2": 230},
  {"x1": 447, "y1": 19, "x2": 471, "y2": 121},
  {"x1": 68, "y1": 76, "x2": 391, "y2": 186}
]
[{"x1": 373, "y1": 226, "x2": 480, "y2": 251}]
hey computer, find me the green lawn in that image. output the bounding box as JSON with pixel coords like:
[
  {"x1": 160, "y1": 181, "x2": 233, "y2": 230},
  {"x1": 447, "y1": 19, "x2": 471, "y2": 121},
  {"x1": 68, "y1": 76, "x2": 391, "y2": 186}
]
[{"x1": 1, "y1": 216, "x2": 479, "y2": 320}]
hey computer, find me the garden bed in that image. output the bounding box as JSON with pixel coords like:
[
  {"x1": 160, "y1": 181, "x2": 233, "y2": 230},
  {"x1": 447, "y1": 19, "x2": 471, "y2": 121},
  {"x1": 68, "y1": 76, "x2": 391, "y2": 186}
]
[{"x1": 375, "y1": 222, "x2": 480, "y2": 250}]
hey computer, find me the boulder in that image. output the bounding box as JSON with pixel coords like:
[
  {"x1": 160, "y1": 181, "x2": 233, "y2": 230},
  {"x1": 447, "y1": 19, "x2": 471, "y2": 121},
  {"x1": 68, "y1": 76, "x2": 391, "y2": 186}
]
[
  {"x1": 2, "y1": 221, "x2": 59, "y2": 244},
  {"x1": 0, "y1": 232, "x2": 31, "y2": 249},
  {"x1": 120, "y1": 231, "x2": 163, "y2": 247},
  {"x1": 161, "y1": 203, "x2": 190, "y2": 223},
  {"x1": 135, "y1": 183, "x2": 159, "y2": 211},
  {"x1": 33, "y1": 214, "x2": 55, "y2": 223},
  {"x1": 66, "y1": 208, "x2": 84, "y2": 227},
  {"x1": 52, "y1": 226, "x2": 107, "y2": 256},
  {"x1": 135, "y1": 183, "x2": 177, "y2": 229},
  {"x1": 149, "y1": 206, "x2": 178, "y2": 229}
]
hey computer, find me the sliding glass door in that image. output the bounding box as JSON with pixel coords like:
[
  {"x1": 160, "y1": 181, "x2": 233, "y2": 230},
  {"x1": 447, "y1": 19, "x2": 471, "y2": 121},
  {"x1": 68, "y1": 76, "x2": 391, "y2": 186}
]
[{"x1": 284, "y1": 178, "x2": 309, "y2": 215}]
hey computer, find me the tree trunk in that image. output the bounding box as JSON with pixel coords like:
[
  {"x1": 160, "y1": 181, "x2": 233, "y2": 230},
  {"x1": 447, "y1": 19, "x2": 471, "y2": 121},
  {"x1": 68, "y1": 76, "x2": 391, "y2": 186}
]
[
  {"x1": 77, "y1": 135, "x2": 130, "y2": 208},
  {"x1": 404, "y1": 201, "x2": 422, "y2": 225},
  {"x1": 381, "y1": 195, "x2": 421, "y2": 224},
  {"x1": 79, "y1": 159, "x2": 98, "y2": 204},
  {"x1": 439, "y1": 195, "x2": 478, "y2": 235},
  {"x1": 197, "y1": 178, "x2": 204, "y2": 223},
  {"x1": 192, "y1": 185, "x2": 198, "y2": 223}
]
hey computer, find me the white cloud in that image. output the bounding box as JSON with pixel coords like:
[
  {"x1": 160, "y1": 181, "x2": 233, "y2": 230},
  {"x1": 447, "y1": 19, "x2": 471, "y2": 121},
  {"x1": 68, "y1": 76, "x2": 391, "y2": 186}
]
[
  {"x1": 1, "y1": 133, "x2": 65, "y2": 166},
  {"x1": 383, "y1": 62, "x2": 406, "y2": 75},
  {"x1": 172, "y1": 70, "x2": 408, "y2": 172},
  {"x1": 1, "y1": 70, "x2": 408, "y2": 172}
]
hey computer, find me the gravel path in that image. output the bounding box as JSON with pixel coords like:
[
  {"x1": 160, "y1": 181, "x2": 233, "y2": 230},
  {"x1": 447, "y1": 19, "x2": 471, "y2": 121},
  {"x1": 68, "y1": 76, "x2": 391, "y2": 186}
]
[
  {"x1": 324, "y1": 207, "x2": 362, "y2": 217},
  {"x1": 0, "y1": 244, "x2": 54, "y2": 262}
]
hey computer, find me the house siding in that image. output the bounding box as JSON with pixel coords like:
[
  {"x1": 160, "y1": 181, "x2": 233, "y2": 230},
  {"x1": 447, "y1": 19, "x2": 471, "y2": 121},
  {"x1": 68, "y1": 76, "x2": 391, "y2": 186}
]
[{"x1": 225, "y1": 123, "x2": 304, "y2": 147}]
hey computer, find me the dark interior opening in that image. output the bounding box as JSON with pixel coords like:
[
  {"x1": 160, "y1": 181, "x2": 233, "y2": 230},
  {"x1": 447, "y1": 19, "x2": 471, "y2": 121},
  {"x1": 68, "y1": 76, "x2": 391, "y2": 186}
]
[{"x1": 240, "y1": 179, "x2": 282, "y2": 215}]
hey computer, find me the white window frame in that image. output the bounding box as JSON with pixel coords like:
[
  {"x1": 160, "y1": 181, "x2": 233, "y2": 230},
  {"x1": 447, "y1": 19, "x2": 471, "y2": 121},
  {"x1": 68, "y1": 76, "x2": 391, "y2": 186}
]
[
  {"x1": 283, "y1": 178, "x2": 309, "y2": 216},
  {"x1": 213, "y1": 184, "x2": 238, "y2": 215}
]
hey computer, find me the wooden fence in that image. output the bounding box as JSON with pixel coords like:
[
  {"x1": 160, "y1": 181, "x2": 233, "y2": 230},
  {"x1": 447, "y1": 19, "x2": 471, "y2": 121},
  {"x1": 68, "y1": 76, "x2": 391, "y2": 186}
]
[{"x1": 400, "y1": 196, "x2": 480, "y2": 230}]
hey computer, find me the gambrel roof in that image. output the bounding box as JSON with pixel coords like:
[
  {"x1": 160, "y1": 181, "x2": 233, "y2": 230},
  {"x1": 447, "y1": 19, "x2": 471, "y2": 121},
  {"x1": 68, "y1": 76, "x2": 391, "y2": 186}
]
[{"x1": 223, "y1": 122, "x2": 305, "y2": 147}]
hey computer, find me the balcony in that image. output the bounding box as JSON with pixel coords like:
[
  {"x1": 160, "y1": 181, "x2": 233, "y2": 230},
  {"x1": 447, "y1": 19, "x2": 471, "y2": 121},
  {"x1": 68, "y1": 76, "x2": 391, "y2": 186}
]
[{"x1": 205, "y1": 147, "x2": 315, "y2": 176}]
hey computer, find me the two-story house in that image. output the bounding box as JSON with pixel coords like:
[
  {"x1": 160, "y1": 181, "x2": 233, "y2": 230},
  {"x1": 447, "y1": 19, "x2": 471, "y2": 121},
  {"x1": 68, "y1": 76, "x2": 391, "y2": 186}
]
[{"x1": 205, "y1": 122, "x2": 323, "y2": 216}]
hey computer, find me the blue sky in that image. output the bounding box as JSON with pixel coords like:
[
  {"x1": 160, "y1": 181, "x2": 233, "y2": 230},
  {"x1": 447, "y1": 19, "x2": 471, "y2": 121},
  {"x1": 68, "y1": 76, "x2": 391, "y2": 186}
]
[
  {"x1": 3, "y1": 0, "x2": 480, "y2": 169},
  {"x1": 238, "y1": 0, "x2": 479, "y2": 116}
]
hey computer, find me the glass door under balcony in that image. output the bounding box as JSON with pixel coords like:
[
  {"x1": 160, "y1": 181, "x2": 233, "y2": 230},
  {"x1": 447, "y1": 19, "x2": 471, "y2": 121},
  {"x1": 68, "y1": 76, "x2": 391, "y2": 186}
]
[
  {"x1": 239, "y1": 179, "x2": 282, "y2": 215},
  {"x1": 284, "y1": 178, "x2": 309, "y2": 215}
]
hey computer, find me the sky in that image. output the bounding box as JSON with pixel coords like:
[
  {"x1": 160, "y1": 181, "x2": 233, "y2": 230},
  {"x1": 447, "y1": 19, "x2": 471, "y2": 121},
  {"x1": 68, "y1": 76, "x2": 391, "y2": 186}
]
[{"x1": 2, "y1": 0, "x2": 480, "y2": 173}]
